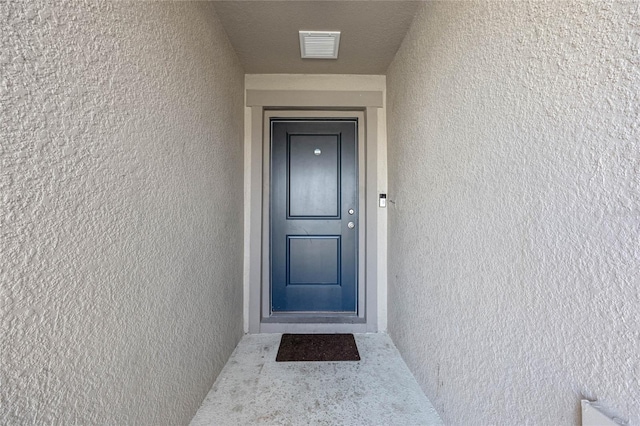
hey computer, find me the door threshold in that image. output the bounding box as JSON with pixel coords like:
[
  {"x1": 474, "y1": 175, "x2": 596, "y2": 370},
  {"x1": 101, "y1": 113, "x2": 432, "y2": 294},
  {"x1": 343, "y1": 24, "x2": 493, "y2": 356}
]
[
  {"x1": 259, "y1": 322, "x2": 370, "y2": 334},
  {"x1": 263, "y1": 314, "x2": 365, "y2": 324}
]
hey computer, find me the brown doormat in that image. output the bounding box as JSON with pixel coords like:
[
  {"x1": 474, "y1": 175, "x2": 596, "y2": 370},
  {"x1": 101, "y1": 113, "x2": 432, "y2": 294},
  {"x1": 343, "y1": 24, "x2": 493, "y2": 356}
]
[{"x1": 276, "y1": 333, "x2": 361, "y2": 362}]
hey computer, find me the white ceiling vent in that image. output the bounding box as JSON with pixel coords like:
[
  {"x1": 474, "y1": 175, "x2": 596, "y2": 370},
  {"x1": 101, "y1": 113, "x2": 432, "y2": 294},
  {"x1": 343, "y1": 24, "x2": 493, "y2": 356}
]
[{"x1": 299, "y1": 31, "x2": 341, "y2": 59}]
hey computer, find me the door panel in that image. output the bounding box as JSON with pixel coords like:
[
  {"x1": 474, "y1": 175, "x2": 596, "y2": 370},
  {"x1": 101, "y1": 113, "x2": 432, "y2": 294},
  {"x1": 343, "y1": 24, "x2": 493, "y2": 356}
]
[
  {"x1": 271, "y1": 120, "x2": 357, "y2": 313},
  {"x1": 288, "y1": 236, "x2": 340, "y2": 285},
  {"x1": 288, "y1": 135, "x2": 339, "y2": 218}
]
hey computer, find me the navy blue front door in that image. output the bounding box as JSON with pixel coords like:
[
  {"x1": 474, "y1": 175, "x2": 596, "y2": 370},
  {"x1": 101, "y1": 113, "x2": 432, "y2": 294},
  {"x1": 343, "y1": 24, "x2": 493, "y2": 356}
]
[{"x1": 270, "y1": 120, "x2": 358, "y2": 313}]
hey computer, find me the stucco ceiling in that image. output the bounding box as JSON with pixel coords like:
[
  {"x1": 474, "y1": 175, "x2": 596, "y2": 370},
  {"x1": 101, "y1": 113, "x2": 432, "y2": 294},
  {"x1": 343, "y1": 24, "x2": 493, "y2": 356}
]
[{"x1": 211, "y1": 1, "x2": 424, "y2": 74}]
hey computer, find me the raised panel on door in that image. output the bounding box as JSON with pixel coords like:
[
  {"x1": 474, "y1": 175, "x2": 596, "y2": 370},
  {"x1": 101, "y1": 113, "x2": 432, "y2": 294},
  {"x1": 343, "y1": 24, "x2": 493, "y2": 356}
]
[{"x1": 288, "y1": 135, "x2": 339, "y2": 218}]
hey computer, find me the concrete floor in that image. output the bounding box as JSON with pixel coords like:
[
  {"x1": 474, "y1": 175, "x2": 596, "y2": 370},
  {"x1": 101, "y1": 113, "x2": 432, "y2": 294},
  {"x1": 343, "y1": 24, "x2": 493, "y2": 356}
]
[{"x1": 190, "y1": 333, "x2": 443, "y2": 426}]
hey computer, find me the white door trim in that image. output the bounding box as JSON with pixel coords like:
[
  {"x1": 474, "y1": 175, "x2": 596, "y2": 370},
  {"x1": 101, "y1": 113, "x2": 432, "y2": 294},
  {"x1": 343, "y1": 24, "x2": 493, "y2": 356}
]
[
  {"x1": 246, "y1": 90, "x2": 383, "y2": 333},
  {"x1": 262, "y1": 112, "x2": 366, "y2": 322}
]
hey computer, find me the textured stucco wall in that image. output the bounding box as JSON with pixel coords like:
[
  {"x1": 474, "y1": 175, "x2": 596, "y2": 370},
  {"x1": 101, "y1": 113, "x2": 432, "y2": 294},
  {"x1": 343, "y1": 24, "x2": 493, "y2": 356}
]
[
  {"x1": 387, "y1": 1, "x2": 639, "y2": 425},
  {"x1": 1, "y1": 1, "x2": 244, "y2": 424}
]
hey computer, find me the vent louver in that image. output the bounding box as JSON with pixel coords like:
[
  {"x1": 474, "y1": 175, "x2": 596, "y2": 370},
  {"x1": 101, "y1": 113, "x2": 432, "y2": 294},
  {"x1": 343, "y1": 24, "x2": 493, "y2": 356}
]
[{"x1": 299, "y1": 31, "x2": 340, "y2": 59}]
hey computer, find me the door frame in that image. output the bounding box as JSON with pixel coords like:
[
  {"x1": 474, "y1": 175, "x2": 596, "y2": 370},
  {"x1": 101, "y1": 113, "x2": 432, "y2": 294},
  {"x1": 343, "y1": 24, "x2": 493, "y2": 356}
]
[
  {"x1": 246, "y1": 90, "x2": 383, "y2": 333},
  {"x1": 264, "y1": 113, "x2": 365, "y2": 318}
]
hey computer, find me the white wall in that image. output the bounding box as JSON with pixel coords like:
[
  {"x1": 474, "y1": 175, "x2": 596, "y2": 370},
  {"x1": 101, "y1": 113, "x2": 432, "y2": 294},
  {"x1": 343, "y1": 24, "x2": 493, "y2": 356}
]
[
  {"x1": 243, "y1": 74, "x2": 388, "y2": 332},
  {"x1": 1, "y1": 2, "x2": 244, "y2": 424},
  {"x1": 387, "y1": 1, "x2": 639, "y2": 425}
]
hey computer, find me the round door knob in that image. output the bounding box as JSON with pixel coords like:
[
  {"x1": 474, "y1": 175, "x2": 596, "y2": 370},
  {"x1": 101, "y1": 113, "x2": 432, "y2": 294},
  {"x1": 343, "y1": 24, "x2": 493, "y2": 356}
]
[{"x1": 348, "y1": 222, "x2": 355, "y2": 229}]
